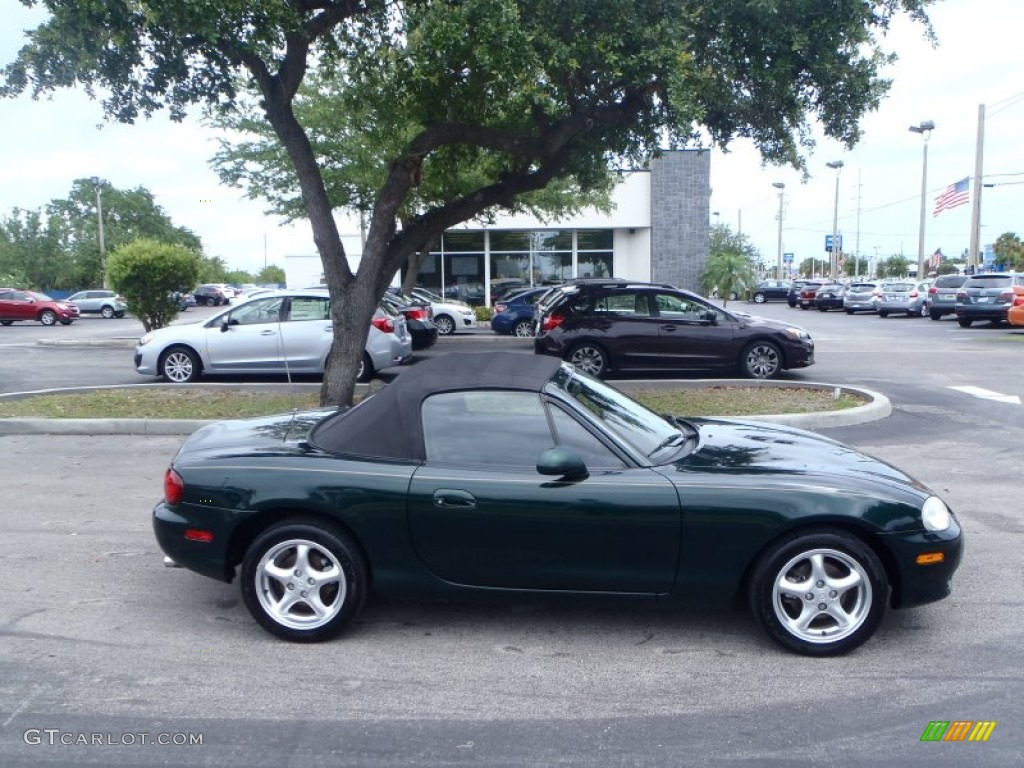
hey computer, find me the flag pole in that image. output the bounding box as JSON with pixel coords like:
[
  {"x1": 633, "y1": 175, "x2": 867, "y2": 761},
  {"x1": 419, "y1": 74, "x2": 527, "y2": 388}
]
[{"x1": 968, "y1": 104, "x2": 985, "y2": 271}]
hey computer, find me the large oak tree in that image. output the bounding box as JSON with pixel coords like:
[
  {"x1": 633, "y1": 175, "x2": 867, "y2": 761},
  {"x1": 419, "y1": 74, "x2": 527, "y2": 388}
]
[{"x1": 2, "y1": 0, "x2": 934, "y2": 405}]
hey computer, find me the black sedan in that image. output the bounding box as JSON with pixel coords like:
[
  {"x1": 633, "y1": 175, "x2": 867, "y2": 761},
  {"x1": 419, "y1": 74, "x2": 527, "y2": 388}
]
[
  {"x1": 153, "y1": 352, "x2": 963, "y2": 656},
  {"x1": 750, "y1": 280, "x2": 791, "y2": 304},
  {"x1": 813, "y1": 283, "x2": 846, "y2": 311}
]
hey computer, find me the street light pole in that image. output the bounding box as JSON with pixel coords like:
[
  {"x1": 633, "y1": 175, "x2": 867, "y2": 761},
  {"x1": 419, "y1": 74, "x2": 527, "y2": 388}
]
[
  {"x1": 90, "y1": 177, "x2": 107, "y2": 288},
  {"x1": 909, "y1": 120, "x2": 935, "y2": 279},
  {"x1": 826, "y1": 161, "x2": 844, "y2": 280},
  {"x1": 772, "y1": 182, "x2": 785, "y2": 280}
]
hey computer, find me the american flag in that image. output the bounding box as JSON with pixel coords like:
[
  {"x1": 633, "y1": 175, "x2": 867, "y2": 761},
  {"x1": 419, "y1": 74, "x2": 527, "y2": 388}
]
[{"x1": 933, "y1": 177, "x2": 970, "y2": 217}]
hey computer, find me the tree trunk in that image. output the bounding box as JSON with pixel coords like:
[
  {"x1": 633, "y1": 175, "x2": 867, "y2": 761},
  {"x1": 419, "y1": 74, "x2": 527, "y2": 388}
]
[{"x1": 400, "y1": 231, "x2": 441, "y2": 295}]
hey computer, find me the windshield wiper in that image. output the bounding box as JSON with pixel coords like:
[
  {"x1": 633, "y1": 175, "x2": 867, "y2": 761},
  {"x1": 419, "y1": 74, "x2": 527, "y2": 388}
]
[{"x1": 647, "y1": 431, "x2": 686, "y2": 457}]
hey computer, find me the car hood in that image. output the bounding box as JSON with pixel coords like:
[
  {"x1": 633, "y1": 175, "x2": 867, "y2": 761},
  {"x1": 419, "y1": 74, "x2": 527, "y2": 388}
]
[
  {"x1": 732, "y1": 313, "x2": 805, "y2": 333},
  {"x1": 672, "y1": 418, "x2": 931, "y2": 499},
  {"x1": 174, "y1": 409, "x2": 336, "y2": 462}
]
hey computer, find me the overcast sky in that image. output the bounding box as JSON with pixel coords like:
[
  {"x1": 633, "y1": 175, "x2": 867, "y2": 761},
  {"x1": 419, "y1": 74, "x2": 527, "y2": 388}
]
[{"x1": 1, "y1": 0, "x2": 1021, "y2": 277}]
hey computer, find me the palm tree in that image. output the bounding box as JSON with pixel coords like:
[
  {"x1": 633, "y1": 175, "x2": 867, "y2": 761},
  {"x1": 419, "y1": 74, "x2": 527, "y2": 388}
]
[{"x1": 701, "y1": 250, "x2": 757, "y2": 307}]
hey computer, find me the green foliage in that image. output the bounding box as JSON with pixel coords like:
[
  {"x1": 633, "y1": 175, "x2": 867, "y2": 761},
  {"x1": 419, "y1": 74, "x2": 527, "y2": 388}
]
[
  {"x1": 798, "y1": 258, "x2": 829, "y2": 278},
  {"x1": 1, "y1": 0, "x2": 937, "y2": 405},
  {"x1": 703, "y1": 225, "x2": 759, "y2": 305},
  {"x1": 474, "y1": 306, "x2": 493, "y2": 322},
  {"x1": 257, "y1": 264, "x2": 286, "y2": 286},
  {"x1": 993, "y1": 232, "x2": 1024, "y2": 271},
  {"x1": 842, "y1": 257, "x2": 868, "y2": 277},
  {"x1": 1, "y1": 179, "x2": 203, "y2": 290},
  {"x1": 876, "y1": 255, "x2": 911, "y2": 278},
  {"x1": 106, "y1": 238, "x2": 201, "y2": 331},
  {"x1": 935, "y1": 261, "x2": 960, "y2": 276}
]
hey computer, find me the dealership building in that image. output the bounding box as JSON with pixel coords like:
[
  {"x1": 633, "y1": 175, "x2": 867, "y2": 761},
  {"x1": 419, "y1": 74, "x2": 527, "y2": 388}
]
[{"x1": 285, "y1": 149, "x2": 711, "y2": 304}]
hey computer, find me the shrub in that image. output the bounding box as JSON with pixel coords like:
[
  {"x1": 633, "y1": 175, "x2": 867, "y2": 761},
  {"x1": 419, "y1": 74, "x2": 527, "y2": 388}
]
[{"x1": 106, "y1": 238, "x2": 201, "y2": 331}]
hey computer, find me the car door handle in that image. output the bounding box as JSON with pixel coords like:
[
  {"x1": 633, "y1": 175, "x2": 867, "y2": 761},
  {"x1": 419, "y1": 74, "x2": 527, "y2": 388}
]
[
  {"x1": 433, "y1": 489, "x2": 477, "y2": 509},
  {"x1": 660, "y1": 324, "x2": 677, "y2": 332},
  {"x1": 260, "y1": 330, "x2": 276, "y2": 335}
]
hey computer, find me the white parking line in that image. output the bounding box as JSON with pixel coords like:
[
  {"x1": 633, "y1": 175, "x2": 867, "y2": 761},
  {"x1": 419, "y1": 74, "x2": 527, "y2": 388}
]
[{"x1": 948, "y1": 385, "x2": 1021, "y2": 405}]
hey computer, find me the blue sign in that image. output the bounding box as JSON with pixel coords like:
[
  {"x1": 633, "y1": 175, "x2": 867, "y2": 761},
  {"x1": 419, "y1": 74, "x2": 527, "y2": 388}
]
[
  {"x1": 825, "y1": 234, "x2": 843, "y2": 252},
  {"x1": 783, "y1": 252, "x2": 794, "y2": 263}
]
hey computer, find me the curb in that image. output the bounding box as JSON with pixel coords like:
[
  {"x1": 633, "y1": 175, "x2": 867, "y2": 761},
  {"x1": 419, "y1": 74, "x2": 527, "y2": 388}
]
[{"x1": 0, "y1": 380, "x2": 890, "y2": 436}]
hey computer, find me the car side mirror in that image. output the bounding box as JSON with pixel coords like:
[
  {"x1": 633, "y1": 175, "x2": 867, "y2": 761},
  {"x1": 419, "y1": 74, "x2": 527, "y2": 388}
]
[
  {"x1": 537, "y1": 446, "x2": 589, "y2": 481},
  {"x1": 220, "y1": 318, "x2": 232, "y2": 332},
  {"x1": 702, "y1": 311, "x2": 717, "y2": 326}
]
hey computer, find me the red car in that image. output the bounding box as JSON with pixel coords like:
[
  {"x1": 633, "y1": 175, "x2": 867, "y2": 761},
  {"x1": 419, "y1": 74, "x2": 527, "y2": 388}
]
[
  {"x1": 798, "y1": 284, "x2": 820, "y2": 310},
  {"x1": 0, "y1": 288, "x2": 80, "y2": 326}
]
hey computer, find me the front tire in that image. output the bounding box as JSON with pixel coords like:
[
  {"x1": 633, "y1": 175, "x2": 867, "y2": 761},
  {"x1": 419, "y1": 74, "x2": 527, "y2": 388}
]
[
  {"x1": 39, "y1": 309, "x2": 57, "y2": 326},
  {"x1": 567, "y1": 342, "x2": 609, "y2": 378},
  {"x1": 240, "y1": 520, "x2": 368, "y2": 642},
  {"x1": 878, "y1": 311, "x2": 889, "y2": 318},
  {"x1": 205, "y1": 296, "x2": 218, "y2": 307},
  {"x1": 749, "y1": 529, "x2": 887, "y2": 656},
  {"x1": 930, "y1": 311, "x2": 941, "y2": 321},
  {"x1": 159, "y1": 347, "x2": 200, "y2": 383},
  {"x1": 433, "y1": 314, "x2": 456, "y2": 336},
  {"x1": 958, "y1": 318, "x2": 973, "y2": 328},
  {"x1": 753, "y1": 293, "x2": 766, "y2": 304},
  {"x1": 741, "y1": 340, "x2": 782, "y2": 379}
]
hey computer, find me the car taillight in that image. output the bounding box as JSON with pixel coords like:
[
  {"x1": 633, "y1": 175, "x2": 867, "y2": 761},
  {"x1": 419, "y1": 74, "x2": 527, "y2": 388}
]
[
  {"x1": 164, "y1": 468, "x2": 184, "y2": 505},
  {"x1": 909, "y1": 290, "x2": 919, "y2": 298},
  {"x1": 1014, "y1": 296, "x2": 1024, "y2": 307},
  {"x1": 494, "y1": 303, "x2": 508, "y2": 314},
  {"x1": 998, "y1": 290, "x2": 1013, "y2": 303},
  {"x1": 872, "y1": 290, "x2": 882, "y2": 298},
  {"x1": 406, "y1": 308, "x2": 429, "y2": 321},
  {"x1": 372, "y1": 315, "x2": 395, "y2": 333},
  {"x1": 541, "y1": 313, "x2": 564, "y2": 332},
  {"x1": 928, "y1": 286, "x2": 938, "y2": 294}
]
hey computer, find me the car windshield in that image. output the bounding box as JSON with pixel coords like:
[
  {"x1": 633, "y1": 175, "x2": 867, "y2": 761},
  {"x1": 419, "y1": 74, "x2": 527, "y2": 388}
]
[
  {"x1": 27, "y1": 291, "x2": 52, "y2": 301},
  {"x1": 546, "y1": 364, "x2": 685, "y2": 459}
]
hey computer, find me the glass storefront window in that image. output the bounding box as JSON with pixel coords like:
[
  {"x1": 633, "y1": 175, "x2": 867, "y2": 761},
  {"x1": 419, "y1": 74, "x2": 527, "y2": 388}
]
[
  {"x1": 441, "y1": 231, "x2": 485, "y2": 252},
  {"x1": 535, "y1": 252, "x2": 573, "y2": 284},
  {"x1": 577, "y1": 252, "x2": 613, "y2": 278},
  {"x1": 489, "y1": 232, "x2": 531, "y2": 253},
  {"x1": 576, "y1": 230, "x2": 613, "y2": 251}
]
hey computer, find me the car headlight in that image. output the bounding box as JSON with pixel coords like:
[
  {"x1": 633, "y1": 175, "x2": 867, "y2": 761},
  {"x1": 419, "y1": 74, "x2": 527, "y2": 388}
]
[
  {"x1": 922, "y1": 496, "x2": 951, "y2": 532},
  {"x1": 139, "y1": 333, "x2": 154, "y2": 346},
  {"x1": 784, "y1": 327, "x2": 811, "y2": 341}
]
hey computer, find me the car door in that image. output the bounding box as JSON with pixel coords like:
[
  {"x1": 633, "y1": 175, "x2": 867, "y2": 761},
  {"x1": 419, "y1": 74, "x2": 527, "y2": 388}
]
[
  {"x1": 277, "y1": 295, "x2": 333, "y2": 371},
  {"x1": 407, "y1": 390, "x2": 681, "y2": 594},
  {"x1": 205, "y1": 296, "x2": 287, "y2": 372},
  {"x1": 2, "y1": 291, "x2": 37, "y2": 321},
  {"x1": 651, "y1": 291, "x2": 736, "y2": 371},
  {"x1": 587, "y1": 289, "x2": 665, "y2": 370}
]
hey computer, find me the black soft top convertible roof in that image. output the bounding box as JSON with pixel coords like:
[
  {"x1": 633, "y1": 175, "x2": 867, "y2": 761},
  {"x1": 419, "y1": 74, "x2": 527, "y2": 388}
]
[{"x1": 309, "y1": 352, "x2": 562, "y2": 461}]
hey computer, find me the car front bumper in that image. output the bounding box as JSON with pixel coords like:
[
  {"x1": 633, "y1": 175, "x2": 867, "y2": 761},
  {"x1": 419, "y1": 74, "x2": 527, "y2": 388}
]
[{"x1": 879, "y1": 516, "x2": 964, "y2": 609}]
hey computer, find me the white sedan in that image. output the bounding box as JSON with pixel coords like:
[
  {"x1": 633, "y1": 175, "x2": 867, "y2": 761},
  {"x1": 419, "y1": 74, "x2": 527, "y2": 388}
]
[
  {"x1": 135, "y1": 291, "x2": 412, "y2": 383},
  {"x1": 409, "y1": 287, "x2": 477, "y2": 335}
]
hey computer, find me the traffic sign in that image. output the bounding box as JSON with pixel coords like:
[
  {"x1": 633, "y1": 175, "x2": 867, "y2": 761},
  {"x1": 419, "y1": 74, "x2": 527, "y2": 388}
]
[
  {"x1": 783, "y1": 252, "x2": 794, "y2": 263},
  {"x1": 825, "y1": 234, "x2": 843, "y2": 252}
]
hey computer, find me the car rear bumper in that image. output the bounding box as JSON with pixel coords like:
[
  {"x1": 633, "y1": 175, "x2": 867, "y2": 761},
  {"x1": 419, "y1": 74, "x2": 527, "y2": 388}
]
[
  {"x1": 955, "y1": 304, "x2": 1010, "y2": 321},
  {"x1": 153, "y1": 501, "x2": 235, "y2": 582}
]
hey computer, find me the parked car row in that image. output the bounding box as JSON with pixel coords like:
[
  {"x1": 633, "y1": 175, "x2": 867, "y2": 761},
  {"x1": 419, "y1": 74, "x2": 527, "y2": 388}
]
[{"x1": 782, "y1": 273, "x2": 1024, "y2": 326}]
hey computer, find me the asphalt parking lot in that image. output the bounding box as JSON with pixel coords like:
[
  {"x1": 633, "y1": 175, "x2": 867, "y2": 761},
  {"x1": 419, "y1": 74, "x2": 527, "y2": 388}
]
[{"x1": 1, "y1": 300, "x2": 1022, "y2": 767}]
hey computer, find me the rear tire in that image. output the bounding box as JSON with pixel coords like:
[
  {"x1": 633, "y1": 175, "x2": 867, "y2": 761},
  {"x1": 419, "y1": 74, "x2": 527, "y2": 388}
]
[
  {"x1": 754, "y1": 293, "x2": 766, "y2": 304},
  {"x1": 958, "y1": 318, "x2": 973, "y2": 328},
  {"x1": 513, "y1": 319, "x2": 534, "y2": 337},
  {"x1": 101, "y1": 305, "x2": 115, "y2": 319},
  {"x1": 356, "y1": 352, "x2": 373, "y2": 383},
  {"x1": 878, "y1": 311, "x2": 889, "y2": 318},
  {"x1": 845, "y1": 309, "x2": 854, "y2": 315},
  {"x1": 240, "y1": 520, "x2": 368, "y2": 642}
]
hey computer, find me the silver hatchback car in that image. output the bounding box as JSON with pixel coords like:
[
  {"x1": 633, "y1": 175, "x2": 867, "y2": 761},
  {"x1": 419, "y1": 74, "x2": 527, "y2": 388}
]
[
  {"x1": 66, "y1": 289, "x2": 128, "y2": 318},
  {"x1": 877, "y1": 280, "x2": 931, "y2": 318},
  {"x1": 134, "y1": 290, "x2": 412, "y2": 383},
  {"x1": 843, "y1": 282, "x2": 881, "y2": 314}
]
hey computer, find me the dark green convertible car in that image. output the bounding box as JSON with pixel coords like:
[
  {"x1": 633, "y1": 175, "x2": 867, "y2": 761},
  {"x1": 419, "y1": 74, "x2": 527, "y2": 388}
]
[{"x1": 153, "y1": 352, "x2": 963, "y2": 655}]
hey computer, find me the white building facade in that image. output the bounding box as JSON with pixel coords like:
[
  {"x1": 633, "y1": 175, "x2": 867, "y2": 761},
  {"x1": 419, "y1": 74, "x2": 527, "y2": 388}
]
[{"x1": 286, "y1": 149, "x2": 710, "y2": 305}]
